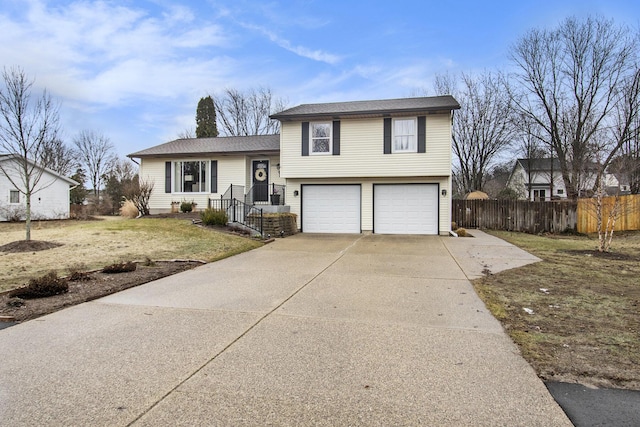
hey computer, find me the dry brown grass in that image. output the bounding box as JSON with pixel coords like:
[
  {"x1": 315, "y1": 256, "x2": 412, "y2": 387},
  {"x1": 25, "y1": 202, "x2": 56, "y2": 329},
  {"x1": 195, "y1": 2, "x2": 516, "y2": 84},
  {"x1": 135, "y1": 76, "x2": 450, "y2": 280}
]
[
  {"x1": 0, "y1": 217, "x2": 262, "y2": 292},
  {"x1": 474, "y1": 230, "x2": 640, "y2": 389},
  {"x1": 119, "y1": 200, "x2": 139, "y2": 218}
]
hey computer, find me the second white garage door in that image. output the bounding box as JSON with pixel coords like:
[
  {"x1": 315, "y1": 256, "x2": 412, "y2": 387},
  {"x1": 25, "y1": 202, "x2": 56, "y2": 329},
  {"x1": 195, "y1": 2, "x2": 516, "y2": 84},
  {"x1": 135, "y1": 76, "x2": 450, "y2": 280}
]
[
  {"x1": 374, "y1": 184, "x2": 439, "y2": 234},
  {"x1": 302, "y1": 185, "x2": 361, "y2": 233}
]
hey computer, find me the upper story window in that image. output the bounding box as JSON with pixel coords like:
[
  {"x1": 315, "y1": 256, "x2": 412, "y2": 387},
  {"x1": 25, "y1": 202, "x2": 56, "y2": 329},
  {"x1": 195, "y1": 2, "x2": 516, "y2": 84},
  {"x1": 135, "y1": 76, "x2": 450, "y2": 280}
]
[
  {"x1": 9, "y1": 190, "x2": 20, "y2": 204},
  {"x1": 392, "y1": 118, "x2": 417, "y2": 153},
  {"x1": 174, "y1": 160, "x2": 208, "y2": 192},
  {"x1": 311, "y1": 122, "x2": 332, "y2": 155}
]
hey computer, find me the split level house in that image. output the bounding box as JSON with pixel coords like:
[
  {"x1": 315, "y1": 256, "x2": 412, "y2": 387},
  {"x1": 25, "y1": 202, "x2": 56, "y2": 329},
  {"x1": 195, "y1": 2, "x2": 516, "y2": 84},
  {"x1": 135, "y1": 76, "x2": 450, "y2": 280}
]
[
  {"x1": 0, "y1": 154, "x2": 78, "y2": 221},
  {"x1": 128, "y1": 95, "x2": 461, "y2": 235},
  {"x1": 506, "y1": 158, "x2": 621, "y2": 201}
]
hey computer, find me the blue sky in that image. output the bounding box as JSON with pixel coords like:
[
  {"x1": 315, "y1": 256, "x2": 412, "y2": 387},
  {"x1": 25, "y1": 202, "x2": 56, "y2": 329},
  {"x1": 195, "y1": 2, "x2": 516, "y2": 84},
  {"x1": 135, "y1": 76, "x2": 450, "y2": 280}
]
[{"x1": 1, "y1": 0, "x2": 639, "y2": 158}]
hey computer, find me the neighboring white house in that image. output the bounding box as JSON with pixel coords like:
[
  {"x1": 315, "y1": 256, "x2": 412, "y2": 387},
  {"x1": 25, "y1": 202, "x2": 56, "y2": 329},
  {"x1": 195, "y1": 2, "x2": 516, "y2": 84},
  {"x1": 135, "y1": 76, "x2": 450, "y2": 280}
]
[
  {"x1": 506, "y1": 158, "x2": 620, "y2": 201},
  {"x1": 129, "y1": 95, "x2": 461, "y2": 235},
  {"x1": 0, "y1": 154, "x2": 78, "y2": 221}
]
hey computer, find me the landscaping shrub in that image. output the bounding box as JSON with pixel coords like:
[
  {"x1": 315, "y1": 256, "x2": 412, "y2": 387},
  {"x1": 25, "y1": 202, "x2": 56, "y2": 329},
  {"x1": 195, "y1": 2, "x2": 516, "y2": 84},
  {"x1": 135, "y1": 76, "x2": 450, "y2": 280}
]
[
  {"x1": 180, "y1": 201, "x2": 193, "y2": 213},
  {"x1": 67, "y1": 263, "x2": 90, "y2": 281},
  {"x1": 102, "y1": 261, "x2": 137, "y2": 274},
  {"x1": 119, "y1": 200, "x2": 139, "y2": 218},
  {"x1": 451, "y1": 221, "x2": 457, "y2": 230},
  {"x1": 201, "y1": 208, "x2": 228, "y2": 226},
  {"x1": 456, "y1": 227, "x2": 468, "y2": 237},
  {"x1": 10, "y1": 271, "x2": 69, "y2": 299},
  {"x1": 68, "y1": 271, "x2": 91, "y2": 281}
]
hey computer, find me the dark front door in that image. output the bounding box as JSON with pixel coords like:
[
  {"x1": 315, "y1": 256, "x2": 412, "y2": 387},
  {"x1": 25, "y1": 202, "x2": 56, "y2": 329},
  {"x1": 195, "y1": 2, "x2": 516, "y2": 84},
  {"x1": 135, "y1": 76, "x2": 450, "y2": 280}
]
[{"x1": 252, "y1": 160, "x2": 269, "y2": 202}]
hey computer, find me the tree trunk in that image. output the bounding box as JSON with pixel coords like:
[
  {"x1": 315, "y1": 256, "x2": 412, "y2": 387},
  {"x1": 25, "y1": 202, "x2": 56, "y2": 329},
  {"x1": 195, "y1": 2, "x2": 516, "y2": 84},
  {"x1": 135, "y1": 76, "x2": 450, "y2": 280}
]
[{"x1": 25, "y1": 191, "x2": 31, "y2": 241}]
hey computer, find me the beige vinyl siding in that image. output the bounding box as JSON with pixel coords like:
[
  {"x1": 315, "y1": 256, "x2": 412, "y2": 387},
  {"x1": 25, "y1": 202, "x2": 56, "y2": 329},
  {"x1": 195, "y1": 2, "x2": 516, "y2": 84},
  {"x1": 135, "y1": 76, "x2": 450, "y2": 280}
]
[
  {"x1": 140, "y1": 159, "x2": 173, "y2": 213},
  {"x1": 280, "y1": 114, "x2": 452, "y2": 179},
  {"x1": 286, "y1": 176, "x2": 451, "y2": 235},
  {"x1": 140, "y1": 156, "x2": 282, "y2": 213}
]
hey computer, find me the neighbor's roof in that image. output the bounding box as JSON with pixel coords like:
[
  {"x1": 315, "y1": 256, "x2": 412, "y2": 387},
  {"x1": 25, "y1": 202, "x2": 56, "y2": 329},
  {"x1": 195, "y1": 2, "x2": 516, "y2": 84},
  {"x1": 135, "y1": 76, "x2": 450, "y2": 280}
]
[
  {"x1": 517, "y1": 158, "x2": 562, "y2": 172},
  {"x1": 128, "y1": 134, "x2": 280, "y2": 158},
  {"x1": 517, "y1": 158, "x2": 601, "y2": 172},
  {"x1": 270, "y1": 95, "x2": 461, "y2": 121},
  {"x1": 0, "y1": 153, "x2": 78, "y2": 186}
]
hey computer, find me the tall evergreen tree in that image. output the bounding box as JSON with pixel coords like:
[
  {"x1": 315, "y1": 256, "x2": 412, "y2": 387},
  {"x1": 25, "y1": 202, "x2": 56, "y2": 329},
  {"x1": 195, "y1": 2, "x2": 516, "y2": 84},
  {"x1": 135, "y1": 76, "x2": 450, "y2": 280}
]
[{"x1": 195, "y1": 96, "x2": 218, "y2": 138}]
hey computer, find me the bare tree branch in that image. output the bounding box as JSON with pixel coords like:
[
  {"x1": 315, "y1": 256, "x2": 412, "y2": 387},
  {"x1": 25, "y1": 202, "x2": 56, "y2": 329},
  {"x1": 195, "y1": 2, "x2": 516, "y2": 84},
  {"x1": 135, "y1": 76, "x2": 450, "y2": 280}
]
[
  {"x1": 214, "y1": 87, "x2": 287, "y2": 136},
  {"x1": 72, "y1": 130, "x2": 116, "y2": 199},
  {"x1": 435, "y1": 71, "x2": 516, "y2": 194},
  {"x1": 0, "y1": 66, "x2": 60, "y2": 240},
  {"x1": 510, "y1": 16, "x2": 639, "y2": 199}
]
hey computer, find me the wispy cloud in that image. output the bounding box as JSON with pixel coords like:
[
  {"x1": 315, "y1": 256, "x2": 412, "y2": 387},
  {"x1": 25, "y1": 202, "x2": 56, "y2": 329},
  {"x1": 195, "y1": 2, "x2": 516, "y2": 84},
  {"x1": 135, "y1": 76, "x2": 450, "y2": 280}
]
[{"x1": 240, "y1": 22, "x2": 341, "y2": 65}]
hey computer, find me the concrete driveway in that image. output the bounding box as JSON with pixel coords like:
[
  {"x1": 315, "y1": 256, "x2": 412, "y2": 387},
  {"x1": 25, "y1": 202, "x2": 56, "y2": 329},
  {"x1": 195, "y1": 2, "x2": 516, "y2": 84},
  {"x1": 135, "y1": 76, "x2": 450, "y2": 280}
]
[{"x1": 0, "y1": 232, "x2": 571, "y2": 426}]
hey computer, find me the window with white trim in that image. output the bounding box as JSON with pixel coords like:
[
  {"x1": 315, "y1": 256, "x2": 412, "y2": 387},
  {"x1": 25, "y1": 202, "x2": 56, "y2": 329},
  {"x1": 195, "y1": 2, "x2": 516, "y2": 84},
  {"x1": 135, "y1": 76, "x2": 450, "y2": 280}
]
[
  {"x1": 310, "y1": 122, "x2": 332, "y2": 154},
  {"x1": 392, "y1": 118, "x2": 417, "y2": 152},
  {"x1": 9, "y1": 190, "x2": 20, "y2": 204},
  {"x1": 174, "y1": 161, "x2": 208, "y2": 192}
]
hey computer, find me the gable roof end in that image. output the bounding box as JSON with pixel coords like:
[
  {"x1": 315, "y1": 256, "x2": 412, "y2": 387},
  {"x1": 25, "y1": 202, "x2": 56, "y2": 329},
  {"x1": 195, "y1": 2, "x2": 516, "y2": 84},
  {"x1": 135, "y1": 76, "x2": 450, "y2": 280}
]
[
  {"x1": 270, "y1": 95, "x2": 461, "y2": 121},
  {"x1": 0, "y1": 154, "x2": 78, "y2": 186}
]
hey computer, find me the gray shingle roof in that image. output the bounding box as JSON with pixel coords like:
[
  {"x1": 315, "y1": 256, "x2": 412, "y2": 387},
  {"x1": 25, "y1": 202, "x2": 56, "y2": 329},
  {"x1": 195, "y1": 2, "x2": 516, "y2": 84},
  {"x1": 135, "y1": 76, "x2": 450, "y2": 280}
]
[
  {"x1": 0, "y1": 154, "x2": 79, "y2": 185},
  {"x1": 128, "y1": 134, "x2": 280, "y2": 158},
  {"x1": 270, "y1": 95, "x2": 460, "y2": 121},
  {"x1": 517, "y1": 158, "x2": 600, "y2": 173}
]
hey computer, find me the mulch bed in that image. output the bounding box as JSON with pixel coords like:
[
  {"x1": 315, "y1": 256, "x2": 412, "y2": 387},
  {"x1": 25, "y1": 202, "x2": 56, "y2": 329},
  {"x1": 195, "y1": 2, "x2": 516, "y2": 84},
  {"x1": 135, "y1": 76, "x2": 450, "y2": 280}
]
[
  {"x1": 0, "y1": 240, "x2": 63, "y2": 253},
  {"x1": 0, "y1": 261, "x2": 202, "y2": 323}
]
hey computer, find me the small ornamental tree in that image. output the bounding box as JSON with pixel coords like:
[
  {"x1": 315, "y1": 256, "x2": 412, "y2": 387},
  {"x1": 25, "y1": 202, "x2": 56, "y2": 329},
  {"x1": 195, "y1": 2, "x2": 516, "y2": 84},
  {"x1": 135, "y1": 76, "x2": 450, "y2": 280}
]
[
  {"x1": 196, "y1": 96, "x2": 218, "y2": 138},
  {"x1": 0, "y1": 67, "x2": 60, "y2": 241}
]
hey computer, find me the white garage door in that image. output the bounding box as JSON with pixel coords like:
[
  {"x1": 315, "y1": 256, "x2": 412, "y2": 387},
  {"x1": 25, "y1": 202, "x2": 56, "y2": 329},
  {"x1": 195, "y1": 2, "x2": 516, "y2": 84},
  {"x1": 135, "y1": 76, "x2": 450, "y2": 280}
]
[
  {"x1": 374, "y1": 184, "x2": 439, "y2": 235},
  {"x1": 302, "y1": 185, "x2": 361, "y2": 233}
]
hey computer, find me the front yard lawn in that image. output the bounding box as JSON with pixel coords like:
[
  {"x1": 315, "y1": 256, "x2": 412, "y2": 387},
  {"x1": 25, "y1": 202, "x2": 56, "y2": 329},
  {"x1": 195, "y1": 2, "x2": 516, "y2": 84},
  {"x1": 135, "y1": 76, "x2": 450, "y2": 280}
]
[
  {"x1": 473, "y1": 230, "x2": 640, "y2": 390},
  {"x1": 0, "y1": 217, "x2": 262, "y2": 293}
]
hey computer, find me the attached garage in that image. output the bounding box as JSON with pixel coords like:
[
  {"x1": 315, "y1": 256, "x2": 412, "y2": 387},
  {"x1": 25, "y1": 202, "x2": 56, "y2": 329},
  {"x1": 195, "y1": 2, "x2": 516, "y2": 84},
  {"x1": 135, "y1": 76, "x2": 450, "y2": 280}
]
[
  {"x1": 302, "y1": 185, "x2": 361, "y2": 233},
  {"x1": 374, "y1": 184, "x2": 439, "y2": 235}
]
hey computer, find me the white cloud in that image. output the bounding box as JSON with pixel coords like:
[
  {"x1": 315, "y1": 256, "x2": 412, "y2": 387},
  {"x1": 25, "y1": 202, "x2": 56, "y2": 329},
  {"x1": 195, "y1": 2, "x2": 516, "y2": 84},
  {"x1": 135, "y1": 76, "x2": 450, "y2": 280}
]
[
  {"x1": 0, "y1": 0, "x2": 230, "y2": 107},
  {"x1": 240, "y1": 22, "x2": 341, "y2": 65}
]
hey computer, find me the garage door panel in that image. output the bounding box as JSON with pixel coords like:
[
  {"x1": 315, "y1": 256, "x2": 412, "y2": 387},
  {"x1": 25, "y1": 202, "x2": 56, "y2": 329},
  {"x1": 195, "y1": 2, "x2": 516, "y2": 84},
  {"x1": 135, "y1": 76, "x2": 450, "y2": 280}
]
[
  {"x1": 374, "y1": 184, "x2": 438, "y2": 235},
  {"x1": 302, "y1": 185, "x2": 361, "y2": 233}
]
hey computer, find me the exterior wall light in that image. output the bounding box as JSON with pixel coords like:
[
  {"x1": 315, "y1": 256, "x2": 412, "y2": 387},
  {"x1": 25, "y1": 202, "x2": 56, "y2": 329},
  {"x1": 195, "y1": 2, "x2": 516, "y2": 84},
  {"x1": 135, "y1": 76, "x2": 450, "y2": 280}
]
[
  {"x1": 441, "y1": 189, "x2": 447, "y2": 196},
  {"x1": 293, "y1": 190, "x2": 299, "y2": 197}
]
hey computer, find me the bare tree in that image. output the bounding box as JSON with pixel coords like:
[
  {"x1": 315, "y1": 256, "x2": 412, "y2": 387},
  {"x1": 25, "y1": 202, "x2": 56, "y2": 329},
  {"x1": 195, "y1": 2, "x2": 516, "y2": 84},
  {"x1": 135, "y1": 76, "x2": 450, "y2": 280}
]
[
  {"x1": 103, "y1": 157, "x2": 138, "y2": 213},
  {"x1": 606, "y1": 66, "x2": 640, "y2": 194},
  {"x1": 214, "y1": 87, "x2": 287, "y2": 136},
  {"x1": 177, "y1": 128, "x2": 195, "y2": 139},
  {"x1": 73, "y1": 130, "x2": 116, "y2": 199},
  {"x1": 434, "y1": 71, "x2": 516, "y2": 194},
  {"x1": 123, "y1": 176, "x2": 154, "y2": 217},
  {"x1": 583, "y1": 172, "x2": 640, "y2": 252},
  {"x1": 0, "y1": 67, "x2": 59, "y2": 240},
  {"x1": 40, "y1": 138, "x2": 77, "y2": 177},
  {"x1": 511, "y1": 113, "x2": 554, "y2": 200},
  {"x1": 510, "y1": 16, "x2": 639, "y2": 199}
]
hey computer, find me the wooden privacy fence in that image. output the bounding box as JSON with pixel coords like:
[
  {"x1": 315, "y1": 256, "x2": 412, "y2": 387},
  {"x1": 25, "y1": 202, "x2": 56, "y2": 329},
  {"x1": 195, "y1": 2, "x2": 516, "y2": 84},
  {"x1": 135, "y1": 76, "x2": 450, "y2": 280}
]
[
  {"x1": 453, "y1": 195, "x2": 640, "y2": 234},
  {"x1": 452, "y1": 199, "x2": 577, "y2": 233},
  {"x1": 576, "y1": 194, "x2": 640, "y2": 233}
]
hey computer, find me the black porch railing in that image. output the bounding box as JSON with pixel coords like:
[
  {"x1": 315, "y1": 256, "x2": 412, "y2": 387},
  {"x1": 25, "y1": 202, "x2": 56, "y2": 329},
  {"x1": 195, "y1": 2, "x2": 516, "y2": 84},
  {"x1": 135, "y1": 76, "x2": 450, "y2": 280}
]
[
  {"x1": 245, "y1": 183, "x2": 286, "y2": 206},
  {"x1": 209, "y1": 198, "x2": 263, "y2": 235}
]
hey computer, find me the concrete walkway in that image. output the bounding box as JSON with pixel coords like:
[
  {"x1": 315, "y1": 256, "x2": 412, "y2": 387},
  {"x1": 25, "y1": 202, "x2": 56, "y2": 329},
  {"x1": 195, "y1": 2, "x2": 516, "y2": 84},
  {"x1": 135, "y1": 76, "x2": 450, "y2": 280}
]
[{"x1": 0, "y1": 232, "x2": 569, "y2": 426}]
